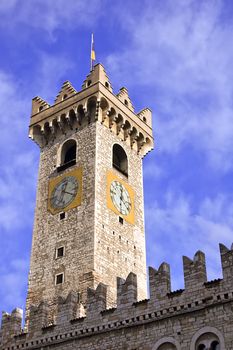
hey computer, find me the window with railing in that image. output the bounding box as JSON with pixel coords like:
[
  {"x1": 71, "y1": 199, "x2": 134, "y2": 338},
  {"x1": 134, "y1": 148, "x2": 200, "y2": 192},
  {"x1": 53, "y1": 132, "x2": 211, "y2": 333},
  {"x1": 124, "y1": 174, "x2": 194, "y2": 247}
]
[
  {"x1": 112, "y1": 144, "x2": 128, "y2": 177},
  {"x1": 57, "y1": 139, "x2": 77, "y2": 172}
]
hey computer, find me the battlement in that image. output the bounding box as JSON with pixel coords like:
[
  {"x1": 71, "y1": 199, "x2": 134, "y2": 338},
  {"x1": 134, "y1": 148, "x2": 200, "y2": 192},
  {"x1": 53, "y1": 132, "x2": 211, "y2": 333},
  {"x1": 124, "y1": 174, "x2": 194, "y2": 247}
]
[
  {"x1": 28, "y1": 63, "x2": 154, "y2": 157},
  {"x1": 1, "y1": 243, "x2": 233, "y2": 349}
]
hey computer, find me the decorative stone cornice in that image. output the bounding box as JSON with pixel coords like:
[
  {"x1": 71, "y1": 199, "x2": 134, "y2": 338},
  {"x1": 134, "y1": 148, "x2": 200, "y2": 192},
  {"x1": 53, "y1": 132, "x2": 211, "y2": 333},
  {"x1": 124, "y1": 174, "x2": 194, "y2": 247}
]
[{"x1": 29, "y1": 64, "x2": 154, "y2": 157}]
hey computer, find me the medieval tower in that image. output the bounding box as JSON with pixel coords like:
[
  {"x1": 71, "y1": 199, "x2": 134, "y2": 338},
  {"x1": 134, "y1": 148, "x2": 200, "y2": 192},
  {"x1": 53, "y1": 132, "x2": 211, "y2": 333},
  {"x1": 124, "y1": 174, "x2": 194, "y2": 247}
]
[
  {"x1": 26, "y1": 63, "x2": 153, "y2": 317},
  {"x1": 1, "y1": 64, "x2": 233, "y2": 350}
]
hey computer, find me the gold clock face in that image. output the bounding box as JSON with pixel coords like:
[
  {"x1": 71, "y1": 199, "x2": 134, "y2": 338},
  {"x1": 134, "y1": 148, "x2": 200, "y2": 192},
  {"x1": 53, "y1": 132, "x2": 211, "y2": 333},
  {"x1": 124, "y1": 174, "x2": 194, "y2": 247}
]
[
  {"x1": 48, "y1": 168, "x2": 83, "y2": 214},
  {"x1": 106, "y1": 171, "x2": 135, "y2": 224},
  {"x1": 50, "y1": 176, "x2": 79, "y2": 209},
  {"x1": 110, "y1": 181, "x2": 131, "y2": 215}
]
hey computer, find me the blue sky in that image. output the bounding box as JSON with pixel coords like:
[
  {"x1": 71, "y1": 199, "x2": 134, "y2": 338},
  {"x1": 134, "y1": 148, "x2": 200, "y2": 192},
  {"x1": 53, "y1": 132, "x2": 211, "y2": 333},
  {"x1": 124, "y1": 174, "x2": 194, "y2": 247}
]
[{"x1": 0, "y1": 0, "x2": 233, "y2": 316}]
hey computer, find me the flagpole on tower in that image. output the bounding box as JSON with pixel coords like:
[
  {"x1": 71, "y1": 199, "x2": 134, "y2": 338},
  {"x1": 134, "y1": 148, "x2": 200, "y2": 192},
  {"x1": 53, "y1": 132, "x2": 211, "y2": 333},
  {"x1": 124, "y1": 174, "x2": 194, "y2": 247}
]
[{"x1": 90, "y1": 33, "x2": 96, "y2": 71}]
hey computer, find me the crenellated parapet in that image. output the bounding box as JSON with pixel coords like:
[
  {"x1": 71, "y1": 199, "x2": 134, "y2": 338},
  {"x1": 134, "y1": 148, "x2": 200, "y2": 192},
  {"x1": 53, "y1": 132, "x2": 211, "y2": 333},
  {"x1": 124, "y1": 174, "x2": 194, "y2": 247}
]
[
  {"x1": 1, "y1": 243, "x2": 233, "y2": 349},
  {"x1": 117, "y1": 272, "x2": 138, "y2": 307},
  {"x1": 1, "y1": 308, "x2": 23, "y2": 347},
  {"x1": 149, "y1": 262, "x2": 171, "y2": 301},
  {"x1": 183, "y1": 250, "x2": 207, "y2": 290},
  {"x1": 220, "y1": 243, "x2": 233, "y2": 283},
  {"x1": 54, "y1": 81, "x2": 77, "y2": 104},
  {"x1": 86, "y1": 283, "x2": 107, "y2": 319},
  {"x1": 137, "y1": 108, "x2": 152, "y2": 128},
  {"x1": 31, "y1": 96, "x2": 50, "y2": 116},
  {"x1": 56, "y1": 291, "x2": 84, "y2": 325},
  {"x1": 27, "y1": 301, "x2": 49, "y2": 335},
  {"x1": 28, "y1": 63, "x2": 154, "y2": 157},
  {"x1": 116, "y1": 87, "x2": 134, "y2": 112}
]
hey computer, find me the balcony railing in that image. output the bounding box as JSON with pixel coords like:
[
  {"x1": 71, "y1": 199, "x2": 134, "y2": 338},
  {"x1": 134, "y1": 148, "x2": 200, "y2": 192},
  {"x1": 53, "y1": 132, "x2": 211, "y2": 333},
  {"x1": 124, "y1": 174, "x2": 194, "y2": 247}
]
[
  {"x1": 57, "y1": 159, "x2": 76, "y2": 172},
  {"x1": 113, "y1": 163, "x2": 128, "y2": 177}
]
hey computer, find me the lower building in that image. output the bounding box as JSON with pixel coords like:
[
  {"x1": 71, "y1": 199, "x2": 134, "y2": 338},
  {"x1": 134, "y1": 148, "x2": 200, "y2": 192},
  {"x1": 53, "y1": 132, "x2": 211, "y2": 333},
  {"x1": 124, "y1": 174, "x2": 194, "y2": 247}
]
[{"x1": 1, "y1": 244, "x2": 233, "y2": 349}]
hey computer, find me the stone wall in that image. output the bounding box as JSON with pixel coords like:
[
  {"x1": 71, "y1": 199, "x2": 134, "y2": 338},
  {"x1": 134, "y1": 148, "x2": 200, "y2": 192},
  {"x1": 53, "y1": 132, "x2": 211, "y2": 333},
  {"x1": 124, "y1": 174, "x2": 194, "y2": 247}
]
[
  {"x1": 26, "y1": 121, "x2": 97, "y2": 320},
  {"x1": 94, "y1": 121, "x2": 147, "y2": 304},
  {"x1": 1, "y1": 244, "x2": 233, "y2": 349}
]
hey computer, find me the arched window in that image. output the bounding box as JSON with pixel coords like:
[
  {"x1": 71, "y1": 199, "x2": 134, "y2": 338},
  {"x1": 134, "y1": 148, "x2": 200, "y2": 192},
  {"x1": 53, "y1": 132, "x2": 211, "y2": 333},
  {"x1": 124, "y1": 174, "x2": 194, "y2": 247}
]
[
  {"x1": 153, "y1": 337, "x2": 180, "y2": 350},
  {"x1": 112, "y1": 144, "x2": 128, "y2": 177},
  {"x1": 58, "y1": 139, "x2": 77, "y2": 172}
]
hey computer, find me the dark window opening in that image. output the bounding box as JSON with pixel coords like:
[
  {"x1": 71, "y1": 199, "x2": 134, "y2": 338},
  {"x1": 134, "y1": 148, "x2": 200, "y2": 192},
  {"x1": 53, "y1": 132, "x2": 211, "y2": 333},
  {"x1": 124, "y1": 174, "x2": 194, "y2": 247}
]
[
  {"x1": 105, "y1": 82, "x2": 109, "y2": 88},
  {"x1": 112, "y1": 144, "x2": 128, "y2": 177},
  {"x1": 64, "y1": 145, "x2": 76, "y2": 163},
  {"x1": 119, "y1": 217, "x2": 123, "y2": 224},
  {"x1": 87, "y1": 80, "x2": 92, "y2": 86},
  {"x1": 56, "y1": 273, "x2": 64, "y2": 285},
  {"x1": 143, "y1": 116, "x2": 147, "y2": 122},
  {"x1": 57, "y1": 139, "x2": 77, "y2": 172},
  {"x1": 57, "y1": 247, "x2": 64, "y2": 258},
  {"x1": 211, "y1": 342, "x2": 220, "y2": 350},
  {"x1": 63, "y1": 94, "x2": 68, "y2": 100},
  {"x1": 198, "y1": 345, "x2": 206, "y2": 350},
  {"x1": 60, "y1": 212, "x2": 66, "y2": 220},
  {"x1": 124, "y1": 99, "x2": 128, "y2": 106},
  {"x1": 39, "y1": 106, "x2": 43, "y2": 112}
]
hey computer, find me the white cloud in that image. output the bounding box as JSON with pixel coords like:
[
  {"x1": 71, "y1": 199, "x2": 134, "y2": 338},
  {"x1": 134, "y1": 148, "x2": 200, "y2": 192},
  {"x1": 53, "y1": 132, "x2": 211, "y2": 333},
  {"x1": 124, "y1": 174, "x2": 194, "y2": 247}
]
[
  {"x1": 0, "y1": 0, "x2": 17, "y2": 11},
  {"x1": 34, "y1": 52, "x2": 75, "y2": 102},
  {"x1": 0, "y1": 258, "x2": 29, "y2": 312},
  {"x1": 106, "y1": 0, "x2": 233, "y2": 171},
  {"x1": 0, "y1": 70, "x2": 37, "y2": 233},
  {"x1": 0, "y1": 0, "x2": 103, "y2": 36},
  {"x1": 143, "y1": 160, "x2": 164, "y2": 179}
]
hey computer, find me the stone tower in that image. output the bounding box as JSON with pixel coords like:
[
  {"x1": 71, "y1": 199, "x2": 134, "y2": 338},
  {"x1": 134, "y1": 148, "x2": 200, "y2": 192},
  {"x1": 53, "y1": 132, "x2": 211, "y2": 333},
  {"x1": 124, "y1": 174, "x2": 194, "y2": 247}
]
[{"x1": 26, "y1": 64, "x2": 154, "y2": 320}]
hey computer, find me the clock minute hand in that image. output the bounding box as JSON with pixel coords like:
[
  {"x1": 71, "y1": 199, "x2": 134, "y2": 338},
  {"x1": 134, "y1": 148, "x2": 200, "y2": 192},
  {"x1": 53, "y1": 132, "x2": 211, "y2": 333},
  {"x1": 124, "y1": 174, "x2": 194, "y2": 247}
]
[{"x1": 64, "y1": 190, "x2": 75, "y2": 196}]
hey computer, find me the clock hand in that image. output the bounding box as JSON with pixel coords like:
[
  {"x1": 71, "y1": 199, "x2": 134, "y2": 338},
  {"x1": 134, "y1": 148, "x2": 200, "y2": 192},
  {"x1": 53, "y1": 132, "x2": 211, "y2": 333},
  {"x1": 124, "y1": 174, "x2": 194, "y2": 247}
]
[
  {"x1": 113, "y1": 187, "x2": 121, "y2": 198},
  {"x1": 122, "y1": 199, "x2": 131, "y2": 212},
  {"x1": 64, "y1": 190, "x2": 76, "y2": 196}
]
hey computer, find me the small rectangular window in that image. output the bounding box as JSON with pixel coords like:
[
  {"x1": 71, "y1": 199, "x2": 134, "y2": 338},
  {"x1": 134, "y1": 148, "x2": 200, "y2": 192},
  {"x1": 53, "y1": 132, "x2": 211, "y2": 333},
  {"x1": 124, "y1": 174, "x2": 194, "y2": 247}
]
[
  {"x1": 60, "y1": 212, "x2": 66, "y2": 220},
  {"x1": 55, "y1": 273, "x2": 64, "y2": 285},
  {"x1": 56, "y1": 247, "x2": 64, "y2": 258},
  {"x1": 119, "y1": 216, "x2": 124, "y2": 224}
]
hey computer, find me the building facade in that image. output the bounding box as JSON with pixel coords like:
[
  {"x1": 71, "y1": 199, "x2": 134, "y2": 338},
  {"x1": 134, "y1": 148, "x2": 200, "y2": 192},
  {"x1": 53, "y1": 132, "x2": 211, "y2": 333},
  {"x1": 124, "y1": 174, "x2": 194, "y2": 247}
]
[{"x1": 1, "y1": 65, "x2": 233, "y2": 350}]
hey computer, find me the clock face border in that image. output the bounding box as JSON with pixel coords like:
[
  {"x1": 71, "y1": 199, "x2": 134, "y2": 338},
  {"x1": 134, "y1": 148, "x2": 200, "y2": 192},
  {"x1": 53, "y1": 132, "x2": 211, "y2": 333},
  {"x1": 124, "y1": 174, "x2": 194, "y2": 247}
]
[
  {"x1": 106, "y1": 171, "x2": 135, "y2": 224},
  {"x1": 48, "y1": 167, "x2": 83, "y2": 215}
]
